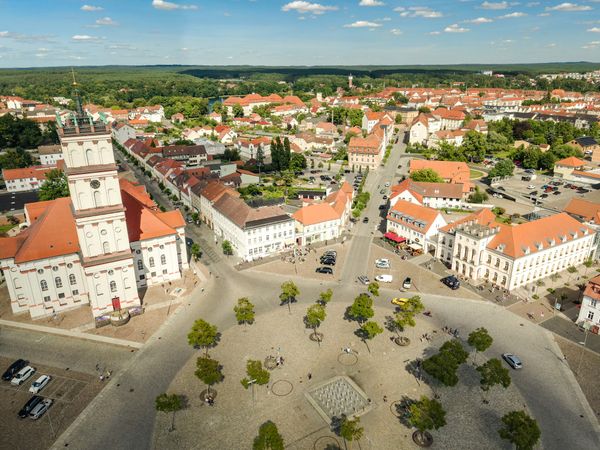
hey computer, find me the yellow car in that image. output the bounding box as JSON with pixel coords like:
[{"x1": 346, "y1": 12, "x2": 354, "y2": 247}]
[{"x1": 391, "y1": 297, "x2": 409, "y2": 307}]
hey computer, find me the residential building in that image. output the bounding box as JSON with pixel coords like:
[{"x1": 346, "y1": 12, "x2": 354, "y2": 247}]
[
  {"x1": 435, "y1": 209, "x2": 596, "y2": 291},
  {"x1": 567, "y1": 136, "x2": 600, "y2": 160},
  {"x1": 389, "y1": 179, "x2": 465, "y2": 209},
  {"x1": 386, "y1": 200, "x2": 447, "y2": 252},
  {"x1": 576, "y1": 275, "x2": 600, "y2": 333},
  {"x1": 112, "y1": 122, "x2": 136, "y2": 145},
  {"x1": 162, "y1": 145, "x2": 209, "y2": 167},
  {"x1": 211, "y1": 193, "x2": 295, "y2": 261},
  {"x1": 348, "y1": 134, "x2": 383, "y2": 171},
  {"x1": 3, "y1": 165, "x2": 57, "y2": 192},
  {"x1": 554, "y1": 156, "x2": 587, "y2": 178},
  {"x1": 409, "y1": 160, "x2": 472, "y2": 193},
  {"x1": 37, "y1": 145, "x2": 63, "y2": 166}
]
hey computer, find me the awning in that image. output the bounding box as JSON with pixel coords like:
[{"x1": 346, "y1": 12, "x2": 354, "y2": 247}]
[
  {"x1": 408, "y1": 243, "x2": 423, "y2": 250},
  {"x1": 384, "y1": 232, "x2": 406, "y2": 243}
]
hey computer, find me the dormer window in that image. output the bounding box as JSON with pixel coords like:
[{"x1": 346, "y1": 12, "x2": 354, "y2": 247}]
[
  {"x1": 522, "y1": 246, "x2": 530, "y2": 255},
  {"x1": 561, "y1": 235, "x2": 567, "y2": 243},
  {"x1": 535, "y1": 242, "x2": 543, "y2": 251}
]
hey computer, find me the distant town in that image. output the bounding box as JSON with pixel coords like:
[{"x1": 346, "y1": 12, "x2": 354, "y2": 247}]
[{"x1": 0, "y1": 63, "x2": 600, "y2": 450}]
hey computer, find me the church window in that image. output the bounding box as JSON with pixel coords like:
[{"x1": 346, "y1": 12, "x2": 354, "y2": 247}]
[
  {"x1": 161, "y1": 254, "x2": 166, "y2": 265},
  {"x1": 102, "y1": 242, "x2": 110, "y2": 254},
  {"x1": 37, "y1": 269, "x2": 44, "y2": 274},
  {"x1": 90, "y1": 179, "x2": 100, "y2": 189},
  {"x1": 69, "y1": 274, "x2": 76, "y2": 285},
  {"x1": 110, "y1": 281, "x2": 117, "y2": 293},
  {"x1": 40, "y1": 280, "x2": 48, "y2": 291},
  {"x1": 94, "y1": 191, "x2": 102, "y2": 208},
  {"x1": 149, "y1": 257, "x2": 155, "y2": 268},
  {"x1": 55, "y1": 277, "x2": 63, "y2": 288},
  {"x1": 137, "y1": 260, "x2": 143, "y2": 271},
  {"x1": 85, "y1": 149, "x2": 94, "y2": 165}
]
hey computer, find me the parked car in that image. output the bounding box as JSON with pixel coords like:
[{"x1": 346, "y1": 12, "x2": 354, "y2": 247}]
[
  {"x1": 527, "y1": 184, "x2": 535, "y2": 190},
  {"x1": 502, "y1": 353, "x2": 523, "y2": 369},
  {"x1": 441, "y1": 275, "x2": 460, "y2": 290},
  {"x1": 358, "y1": 275, "x2": 370, "y2": 285},
  {"x1": 385, "y1": 182, "x2": 391, "y2": 187},
  {"x1": 383, "y1": 195, "x2": 388, "y2": 200},
  {"x1": 29, "y1": 375, "x2": 51, "y2": 394},
  {"x1": 391, "y1": 297, "x2": 409, "y2": 307},
  {"x1": 402, "y1": 277, "x2": 412, "y2": 289},
  {"x1": 553, "y1": 190, "x2": 561, "y2": 195},
  {"x1": 540, "y1": 193, "x2": 549, "y2": 198},
  {"x1": 375, "y1": 258, "x2": 391, "y2": 269},
  {"x1": 323, "y1": 250, "x2": 337, "y2": 257},
  {"x1": 315, "y1": 267, "x2": 333, "y2": 275},
  {"x1": 29, "y1": 398, "x2": 53, "y2": 420},
  {"x1": 321, "y1": 258, "x2": 336, "y2": 266},
  {"x1": 362, "y1": 217, "x2": 369, "y2": 223},
  {"x1": 379, "y1": 204, "x2": 386, "y2": 210},
  {"x1": 11, "y1": 366, "x2": 36, "y2": 386},
  {"x1": 375, "y1": 274, "x2": 393, "y2": 283},
  {"x1": 2, "y1": 359, "x2": 28, "y2": 381},
  {"x1": 380, "y1": 189, "x2": 386, "y2": 194},
  {"x1": 18, "y1": 396, "x2": 42, "y2": 419}
]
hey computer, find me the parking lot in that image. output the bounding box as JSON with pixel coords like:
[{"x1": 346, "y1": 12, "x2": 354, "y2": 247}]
[{"x1": 0, "y1": 356, "x2": 104, "y2": 450}]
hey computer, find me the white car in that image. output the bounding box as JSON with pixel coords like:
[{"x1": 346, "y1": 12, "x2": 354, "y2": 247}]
[
  {"x1": 384, "y1": 182, "x2": 390, "y2": 187},
  {"x1": 11, "y1": 366, "x2": 36, "y2": 386},
  {"x1": 29, "y1": 398, "x2": 53, "y2": 420},
  {"x1": 375, "y1": 274, "x2": 393, "y2": 283},
  {"x1": 527, "y1": 184, "x2": 535, "y2": 190},
  {"x1": 29, "y1": 375, "x2": 51, "y2": 394},
  {"x1": 376, "y1": 261, "x2": 391, "y2": 269}
]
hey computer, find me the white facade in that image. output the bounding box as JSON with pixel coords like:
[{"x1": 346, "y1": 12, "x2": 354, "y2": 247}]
[
  {"x1": 409, "y1": 121, "x2": 428, "y2": 145},
  {"x1": 112, "y1": 123, "x2": 136, "y2": 145},
  {"x1": 296, "y1": 218, "x2": 342, "y2": 246},
  {"x1": 5, "y1": 176, "x2": 43, "y2": 193},
  {"x1": 40, "y1": 152, "x2": 63, "y2": 166}
]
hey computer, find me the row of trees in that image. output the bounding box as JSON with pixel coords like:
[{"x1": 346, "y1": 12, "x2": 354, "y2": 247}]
[{"x1": 0, "y1": 114, "x2": 58, "y2": 151}]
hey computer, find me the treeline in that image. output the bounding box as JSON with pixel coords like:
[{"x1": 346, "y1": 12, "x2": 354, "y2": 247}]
[{"x1": 0, "y1": 114, "x2": 58, "y2": 150}]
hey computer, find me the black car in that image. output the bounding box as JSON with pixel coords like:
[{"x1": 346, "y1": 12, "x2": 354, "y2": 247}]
[
  {"x1": 18, "y1": 395, "x2": 42, "y2": 419},
  {"x1": 2, "y1": 359, "x2": 28, "y2": 381},
  {"x1": 316, "y1": 266, "x2": 333, "y2": 274},
  {"x1": 379, "y1": 204, "x2": 386, "y2": 210},
  {"x1": 362, "y1": 217, "x2": 369, "y2": 223},
  {"x1": 320, "y1": 258, "x2": 336, "y2": 266},
  {"x1": 553, "y1": 190, "x2": 561, "y2": 195},
  {"x1": 442, "y1": 275, "x2": 460, "y2": 290}
]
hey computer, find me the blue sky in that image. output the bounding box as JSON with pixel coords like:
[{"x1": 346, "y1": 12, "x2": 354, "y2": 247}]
[{"x1": 0, "y1": 0, "x2": 599, "y2": 67}]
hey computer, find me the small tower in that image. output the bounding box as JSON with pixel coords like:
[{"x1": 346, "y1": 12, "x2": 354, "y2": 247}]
[{"x1": 348, "y1": 74, "x2": 354, "y2": 89}]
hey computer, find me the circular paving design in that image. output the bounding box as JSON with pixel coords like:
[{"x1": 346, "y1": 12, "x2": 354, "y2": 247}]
[
  {"x1": 271, "y1": 379, "x2": 294, "y2": 397},
  {"x1": 313, "y1": 435, "x2": 341, "y2": 450},
  {"x1": 337, "y1": 352, "x2": 358, "y2": 366}
]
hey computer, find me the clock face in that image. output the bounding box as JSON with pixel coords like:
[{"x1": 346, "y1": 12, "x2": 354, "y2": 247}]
[{"x1": 90, "y1": 179, "x2": 100, "y2": 189}]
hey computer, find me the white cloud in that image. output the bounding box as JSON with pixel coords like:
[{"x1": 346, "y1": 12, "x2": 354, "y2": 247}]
[
  {"x1": 445, "y1": 23, "x2": 470, "y2": 33},
  {"x1": 395, "y1": 6, "x2": 443, "y2": 18},
  {"x1": 429, "y1": 31, "x2": 441, "y2": 35},
  {"x1": 95, "y1": 17, "x2": 118, "y2": 26},
  {"x1": 72, "y1": 35, "x2": 100, "y2": 41},
  {"x1": 281, "y1": 1, "x2": 338, "y2": 14},
  {"x1": 81, "y1": 5, "x2": 103, "y2": 11},
  {"x1": 589, "y1": 27, "x2": 600, "y2": 32},
  {"x1": 359, "y1": 0, "x2": 385, "y2": 6},
  {"x1": 152, "y1": 0, "x2": 198, "y2": 10},
  {"x1": 465, "y1": 17, "x2": 493, "y2": 23},
  {"x1": 546, "y1": 3, "x2": 592, "y2": 12},
  {"x1": 390, "y1": 28, "x2": 402, "y2": 35},
  {"x1": 582, "y1": 41, "x2": 600, "y2": 49},
  {"x1": 344, "y1": 20, "x2": 382, "y2": 28},
  {"x1": 480, "y1": 1, "x2": 508, "y2": 9},
  {"x1": 499, "y1": 12, "x2": 527, "y2": 18}
]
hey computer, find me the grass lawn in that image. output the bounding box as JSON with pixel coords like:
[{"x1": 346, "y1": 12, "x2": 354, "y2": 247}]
[
  {"x1": 0, "y1": 224, "x2": 16, "y2": 235},
  {"x1": 469, "y1": 169, "x2": 485, "y2": 179}
]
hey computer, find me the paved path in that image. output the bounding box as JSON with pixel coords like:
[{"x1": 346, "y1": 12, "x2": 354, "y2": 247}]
[{"x1": 51, "y1": 134, "x2": 600, "y2": 450}]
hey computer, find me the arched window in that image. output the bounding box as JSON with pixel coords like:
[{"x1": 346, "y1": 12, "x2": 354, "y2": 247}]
[
  {"x1": 149, "y1": 257, "x2": 155, "y2": 268},
  {"x1": 103, "y1": 242, "x2": 110, "y2": 254},
  {"x1": 40, "y1": 280, "x2": 48, "y2": 291},
  {"x1": 160, "y1": 254, "x2": 166, "y2": 265},
  {"x1": 69, "y1": 274, "x2": 76, "y2": 285},
  {"x1": 110, "y1": 281, "x2": 117, "y2": 293},
  {"x1": 137, "y1": 260, "x2": 143, "y2": 271},
  {"x1": 85, "y1": 149, "x2": 94, "y2": 165},
  {"x1": 55, "y1": 277, "x2": 62, "y2": 288},
  {"x1": 94, "y1": 191, "x2": 102, "y2": 208}
]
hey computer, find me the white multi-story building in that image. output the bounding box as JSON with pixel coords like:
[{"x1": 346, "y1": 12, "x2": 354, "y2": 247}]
[
  {"x1": 389, "y1": 179, "x2": 465, "y2": 210},
  {"x1": 435, "y1": 209, "x2": 596, "y2": 291},
  {"x1": 2, "y1": 165, "x2": 57, "y2": 192},
  {"x1": 576, "y1": 275, "x2": 600, "y2": 333},
  {"x1": 0, "y1": 100, "x2": 188, "y2": 322},
  {"x1": 211, "y1": 193, "x2": 295, "y2": 261},
  {"x1": 38, "y1": 145, "x2": 63, "y2": 166},
  {"x1": 386, "y1": 199, "x2": 447, "y2": 253}
]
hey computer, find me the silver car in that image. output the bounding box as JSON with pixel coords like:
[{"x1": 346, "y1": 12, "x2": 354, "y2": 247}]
[
  {"x1": 29, "y1": 398, "x2": 53, "y2": 420},
  {"x1": 502, "y1": 353, "x2": 523, "y2": 369}
]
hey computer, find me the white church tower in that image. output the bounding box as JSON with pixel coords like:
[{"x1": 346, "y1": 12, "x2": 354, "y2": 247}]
[{"x1": 57, "y1": 80, "x2": 141, "y2": 317}]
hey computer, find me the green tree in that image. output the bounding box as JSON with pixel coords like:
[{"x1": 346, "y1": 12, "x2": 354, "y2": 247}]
[
  {"x1": 318, "y1": 288, "x2": 333, "y2": 306},
  {"x1": 190, "y1": 243, "x2": 202, "y2": 261},
  {"x1": 359, "y1": 320, "x2": 383, "y2": 353},
  {"x1": 155, "y1": 393, "x2": 183, "y2": 432},
  {"x1": 410, "y1": 168, "x2": 444, "y2": 183},
  {"x1": 391, "y1": 295, "x2": 424, "y2": 339},
  {"x1": 0, "y1": 147, "x2": 34, "y2": 170},
  {"x1": 467, "y1": 327, "x2": 493, "y2": 364},
  {"x1": 367, "y1": 281, "x2": 380, "y2": 297},
  {"x1": 232, "y1": 103, "x2": 244, "y2": 118},
  {"x1": 461, "y1": 131, "x2": 487, "y2": 163},
  {"x1": 253, "y1": 421, "x2": 284, "y2": 450},
  {"x1": 241, "y1": 359, "x2": 270, "y2": 388},
  {"x1": 423, "y1": 339, "x2": 468, "y2": 386},
  {"x1": 279, "y1": 280, "x2": 300, "y2": 314},
  {"x1": 234, "y1": 297, "x2": 255, "y2": 327},
  {"x1": 195, "y1": 356, "x2": 224, "y2": 397},
  {"x1": 477, "y1": 358, "x2": 511, "y2": 394},
  {"x1": 282, "y1": 137, "x2": 291, "y2": 170},
  {"x1": 498, "y1": 410, "x2": 541, "y2": 450},
  {"x1": 440, "y1": 339, "x2": 469, "y2": 365},
  {"x1": 348, "y1": 293, "x2": 374, "y2": 325},
  {"x1": 339, "y1": 416, "x2": 364, "y2": 449},
  {"x1": 187, "y1": 319, "x2": 218, "y2": 356},
  {"x1": 468, "y1": 186, "x2": 489, "y2": 204},
  {"x1": 38, "y1": 169, "x2": 69, "y2": 201},
  {"x1": 222, "y1": 240, "x2": 233, "y2": 255},
  {"x1": 409, "y1": 396, "x2": 447, "y2": 445},
  {"x1": 305, "y1": 303, "x2": 326, "y2": 342},
  {"x1": 488, "y1": 159, "x2": 515, "y2": 178},
  {"x1": 289, "y1": 153, "x2": 307, "y2": 172}
]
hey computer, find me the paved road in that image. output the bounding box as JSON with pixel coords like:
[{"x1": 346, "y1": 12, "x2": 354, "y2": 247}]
[
  {"x1": 51, "y1": 134, "x2": 599, "y2": 450},
  {"x1": 0, "y1": 326, "x2": 133, "y2": 376},
  {"x1": 0, "y1": 189, "x2": 39, "y2": 214}
]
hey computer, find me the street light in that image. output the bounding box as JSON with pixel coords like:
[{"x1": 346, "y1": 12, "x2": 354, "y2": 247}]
[{"x1": 247, "y1": 378, "x2": 257, "y2": 407}]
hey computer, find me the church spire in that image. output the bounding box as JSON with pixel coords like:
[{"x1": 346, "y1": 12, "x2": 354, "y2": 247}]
[{"x1": 71, "y1": 68, "x2": 84, "y2": 117}]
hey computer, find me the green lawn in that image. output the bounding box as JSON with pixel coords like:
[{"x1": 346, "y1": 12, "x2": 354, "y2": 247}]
[
  {"x1": 0, "y1": 224, "x2": 16, "y2": 235},
  {"x1": 469, "y1": 169, "x2": 485, "y2": 179}
]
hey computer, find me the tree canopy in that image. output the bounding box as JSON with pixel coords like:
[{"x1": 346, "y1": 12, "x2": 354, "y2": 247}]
[
  {"x1": 498, "y1": 410, "x2": 541, "y2": 450},
  {"x1": 253, "y1": 421, "x2": 285, "y2": 450},
  {"x1": 38, "y1": 169, "x2": 69, "y2": 201},
  {"x1": 410, "y1": 168, "x2": 444, "y2": 183},
  {"x1": 187, "y1": 319, "x2": 218, "y2": 355}
]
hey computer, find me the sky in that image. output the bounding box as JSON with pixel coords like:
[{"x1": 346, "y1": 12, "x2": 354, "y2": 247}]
[{"x1": 0, "y1": 0, "x2": 599, "y2": 67}]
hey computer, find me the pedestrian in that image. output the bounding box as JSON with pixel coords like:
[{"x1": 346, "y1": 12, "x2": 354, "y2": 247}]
[
  {"x1": 308, "y1": 372, "x2": 312, "y2": 380},
  {"x1": 383, "y1": 395, "x2": 388, "y2": 403},
  {"x1": 99, "y1": 375, "x2": 104, "y2": 381}
]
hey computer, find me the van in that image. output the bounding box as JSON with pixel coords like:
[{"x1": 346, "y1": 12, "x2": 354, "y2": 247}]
[{"x1": 11, "y1": 366, "x2": 35, "y2": 386}]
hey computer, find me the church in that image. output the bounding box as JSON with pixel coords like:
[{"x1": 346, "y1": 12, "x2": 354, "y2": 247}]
[{"x1": 0, "y1": 95, "x2": 188, "y2": 325}]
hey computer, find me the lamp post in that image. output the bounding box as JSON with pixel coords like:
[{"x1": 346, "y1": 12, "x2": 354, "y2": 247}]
[{"x1": 247, "y1": 378, "x2": 257, "y2": 407}]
